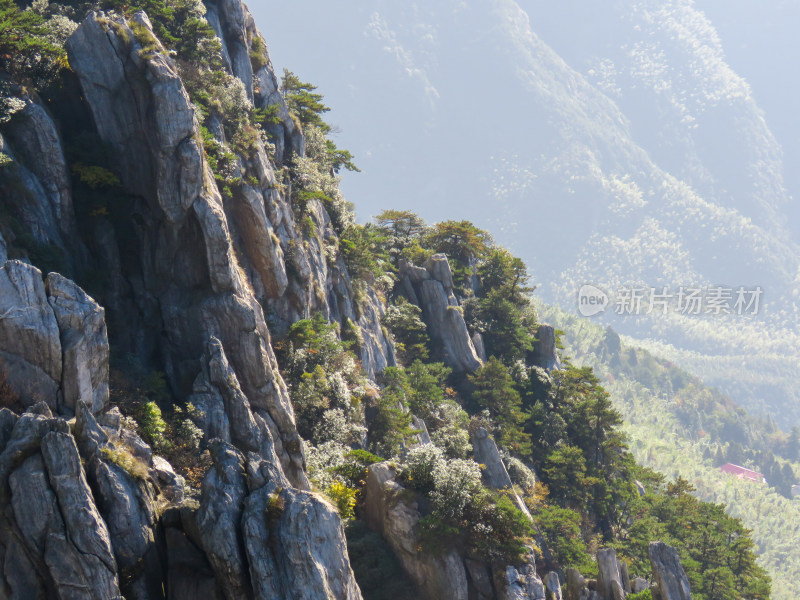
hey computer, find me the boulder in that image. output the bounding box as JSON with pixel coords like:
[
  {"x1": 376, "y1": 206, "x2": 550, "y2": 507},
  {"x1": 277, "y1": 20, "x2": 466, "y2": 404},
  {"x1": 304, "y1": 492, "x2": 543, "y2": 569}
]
[
  {"x1": 596, "y1": 548, "x2": 623, "y2": 600},
  {"x1": 0, "y1": 262, "x2": 109, "y2": 416},
  {"x1": 498, "y1": 562, "x2": 546, "y2": 600},
  {"x1": 472, "y1": 427, "x2": 514, "y2": 490},
  {"x1": 648, "y1": 542, "x2": 692, "y2": 600},
  {"x1": 545, "y1": 571, "x2": 563, "y2": 600},
  {"x1": 565, "y1": 568, "x2": 586, "y2": 600},
  {"x1": 420, "y1": 279, "x2": 482, "y2": 372},
  {"x1": 0, "y1": 261, "x2": 62, "y2": 410},
  {"x1": 400, "y1": 257, "x2": 482, "y2": 373},
  {"x1": 2, "y1": 97, "x2": 75, "y2": 236},
  {"x1": 196, "y1": 440, "x2": 253, "y2": 600},
  {"x1": 425, "y1": 254, "x2": 455, "y2": 290},
  {"x1": 619, "y1": 560, "x2": 631, "y2": 593}
]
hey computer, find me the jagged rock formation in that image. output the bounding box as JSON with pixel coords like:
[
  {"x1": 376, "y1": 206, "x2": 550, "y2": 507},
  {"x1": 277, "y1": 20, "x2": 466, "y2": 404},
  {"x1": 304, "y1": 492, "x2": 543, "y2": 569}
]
[
  {"x1": 544, "y1": 571, "x2": 562, "y2": 600},
  {"x1": 0, "y1": 264, "x2": 363, "y2": 599},
  {"x1": 400, "y1": 255, "x2": 482, "y2": 372},
  {"x1": 0, "y1": 0, "x2": 397, "y2": 596},
  {"x1": 471, "y1": 427, "x2": 534, "y2": 521},
  {"x1": 597, "y1": 548, "x2": 625, "y2": 600},
  {"x1": 649, "y1": 542, "x2": 692, "y2": 600}
]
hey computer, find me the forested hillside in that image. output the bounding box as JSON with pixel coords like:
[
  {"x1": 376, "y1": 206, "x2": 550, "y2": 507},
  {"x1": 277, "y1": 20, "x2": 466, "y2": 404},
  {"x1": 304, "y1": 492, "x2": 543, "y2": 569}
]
[{"x1": 538, "y1": 302, "x2": 800, "y2": 600}]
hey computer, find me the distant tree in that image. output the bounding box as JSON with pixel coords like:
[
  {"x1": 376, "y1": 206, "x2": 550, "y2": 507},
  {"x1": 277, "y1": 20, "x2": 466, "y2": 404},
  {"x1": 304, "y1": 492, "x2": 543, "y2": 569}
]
[
  {"x1": 787, "y1": 426, "x2": 800, "y2": 462},
  {"x1": 404, "y1": 360, "x2": 451, "y2": 419},
  {"x1": 281, "y1": 70, "x2": 359, "y2": 172},
  {"x1": 476, "y1": 248, "x2": 530, "y2": 298},
  {"x1": 339, "y1": 223, "x2": 391, "y2": 283},
  {"x1": 464, "y1": 288, "x2": 536, "y2": 364},
  {"x1": 544, "y1": 444, "x2": 588, "y2": 507},
  {"x1": 425, "y1": 220, "x2": 490, "y2": 264},
  {"x1": 368, "y1": 368, "x2": 417, "y2": 457}
]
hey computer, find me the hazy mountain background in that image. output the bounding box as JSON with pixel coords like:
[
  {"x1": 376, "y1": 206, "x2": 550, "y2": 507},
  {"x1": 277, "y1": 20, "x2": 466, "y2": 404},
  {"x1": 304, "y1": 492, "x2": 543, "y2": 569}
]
[{"x1": 252, "y1": 0, "x2": 800, "y2": 428}]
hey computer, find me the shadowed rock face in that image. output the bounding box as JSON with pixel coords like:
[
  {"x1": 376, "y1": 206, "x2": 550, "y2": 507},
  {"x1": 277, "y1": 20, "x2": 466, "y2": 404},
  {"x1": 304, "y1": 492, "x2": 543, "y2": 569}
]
[
  {"x1": 0, "y1": 261, "x2": 109, "y2": 416},
  {"x1": 0, "y1": 250, "x2": 362, "y2": 599}
]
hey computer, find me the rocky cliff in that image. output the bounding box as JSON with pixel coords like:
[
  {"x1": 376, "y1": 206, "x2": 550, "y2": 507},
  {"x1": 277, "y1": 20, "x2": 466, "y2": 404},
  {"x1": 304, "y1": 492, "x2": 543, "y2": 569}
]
[
  {"x1": 0, "y1": 2, "x2": 707, "y2": 599},
  {"x1": 0, "y1": 1, "x2": 391, "y2": 596}
]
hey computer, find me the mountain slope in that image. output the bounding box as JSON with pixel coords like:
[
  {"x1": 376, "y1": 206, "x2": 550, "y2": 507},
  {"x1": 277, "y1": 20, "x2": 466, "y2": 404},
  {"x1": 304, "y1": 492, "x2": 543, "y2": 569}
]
[{"x1": 537, "y1": 300, "x2": 800, "y2": 600}]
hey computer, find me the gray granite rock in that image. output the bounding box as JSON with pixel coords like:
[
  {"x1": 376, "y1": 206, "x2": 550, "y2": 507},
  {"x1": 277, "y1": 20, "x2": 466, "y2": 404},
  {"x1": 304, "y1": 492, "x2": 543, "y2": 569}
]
[{"x1": 649, "y1": 542, "x2": 693, "y2": 600}]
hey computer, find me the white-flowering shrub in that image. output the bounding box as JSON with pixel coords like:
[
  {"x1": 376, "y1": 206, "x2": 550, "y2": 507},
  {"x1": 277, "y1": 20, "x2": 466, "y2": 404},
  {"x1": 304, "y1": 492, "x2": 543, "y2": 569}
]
[
  {"x1": 429, "y1": 458, "x2": 482, "y2": 522},
  {"x1": 403, "y1": 443, "x2": 445, "y2": 490},
  {"x1": 305, "y1": 440, "x2": 349, "y2": 490},
  {"x1": 215, "y1": 77, "x2": 252, "y2": 119},
  {"x1": 313, "y1": 408, "x2": 366, "y2": 446},
  {"x1": 327, "y1": 371, "x2": 352, "y2": 408},
  {"x1": 505, "y1": 456, "x2": 537, "y2": 491},
  {"x1": 428, "y1": 400, "x2": 472, "y2": 459},
  {"x1": 431, "y1": 425, "x2": 471, "y2": 460}
]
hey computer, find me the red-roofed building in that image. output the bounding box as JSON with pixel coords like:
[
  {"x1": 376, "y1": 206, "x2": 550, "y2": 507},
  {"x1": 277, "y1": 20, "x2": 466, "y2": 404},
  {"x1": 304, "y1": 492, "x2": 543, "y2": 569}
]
[{"x1": 719, "y1": 463, "x2": 766, "y2": 484}]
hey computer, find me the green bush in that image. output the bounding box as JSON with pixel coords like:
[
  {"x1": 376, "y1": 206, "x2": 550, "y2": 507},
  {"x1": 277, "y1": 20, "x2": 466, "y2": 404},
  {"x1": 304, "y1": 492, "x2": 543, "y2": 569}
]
[
  {"x1": 138, "y1": 400, "x2": 169, "y2": 452},
  {"x1": 533, "y1": 505, "x2": 594, "y2": 573},
  {"x1": 383, "y1": 300, "x2": 429, "y2": 364},
  {"x1": 331, "y1": 449, "x2": 384, "y2": 486}
]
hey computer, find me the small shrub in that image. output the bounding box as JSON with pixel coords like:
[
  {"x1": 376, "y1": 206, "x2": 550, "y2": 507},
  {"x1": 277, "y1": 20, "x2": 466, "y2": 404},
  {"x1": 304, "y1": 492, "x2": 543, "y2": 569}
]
[
  {"x1": 101, "y1": 446, "x2": 150, "y2": 480},
  {"x1": 266, "y1": 490, "x2": 285, "y2": 518},
  {"x1": 331, "y1": 449, "x2": 384, "y2": 486},
  {"x1": 249, "y1": 35, "x2": 268, "y2": 71},
  {"x1": 627, "y1": 591, "x2": 653, "y2": 600},
  {"x1": 138, "y1": 401, "x2": 169, "y2": 452},
  {"x1": 326, "y1": 481, "x2": 357, "y2": 520},
  {"x1": 468, "y1": 492, "x2": 534, "y2": 563},
  {"x1": 71, "y1": 163, "x2": 121, "y2": 189},
  {"x1": 505, "y1": 455, "x2": 537, "y2": 491}
]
